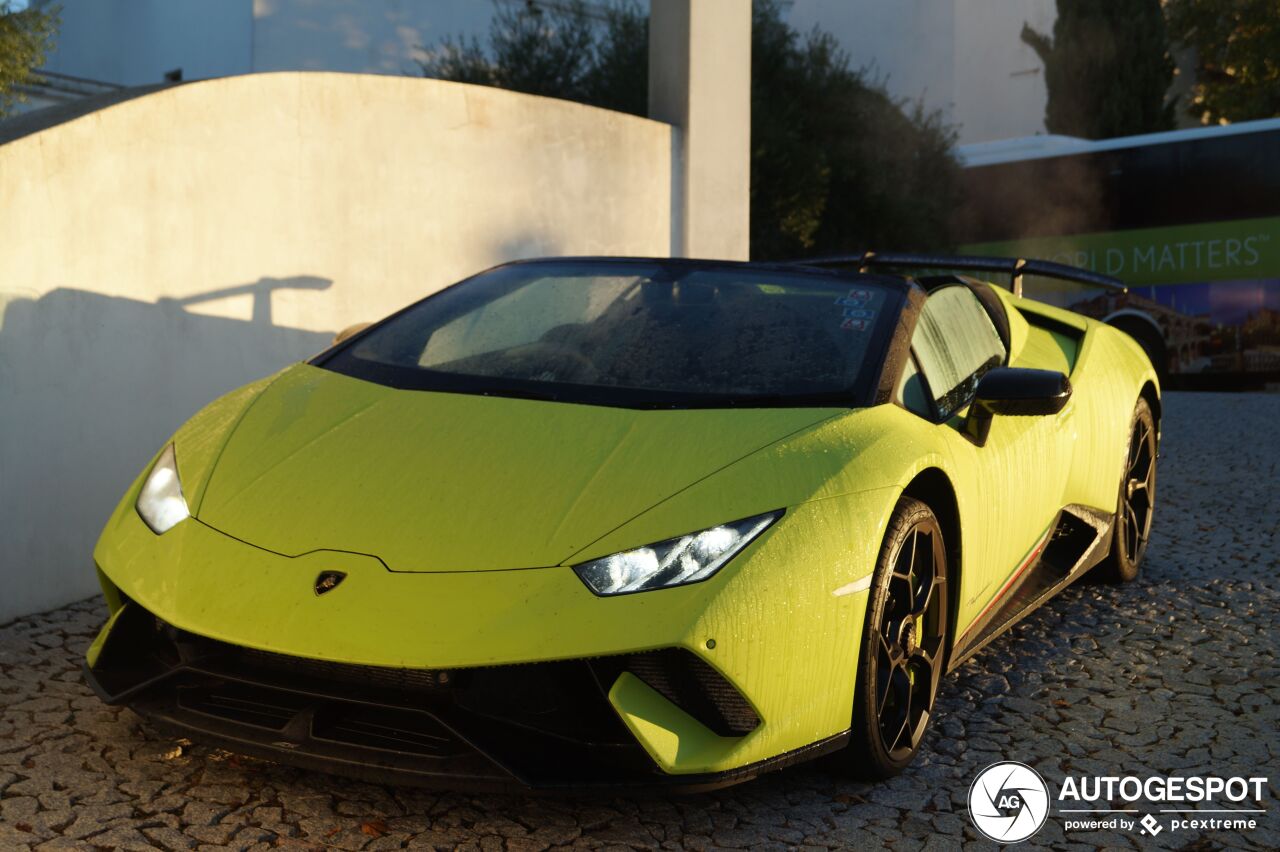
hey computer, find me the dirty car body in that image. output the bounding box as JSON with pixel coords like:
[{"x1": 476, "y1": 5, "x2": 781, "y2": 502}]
[{"x1": 85, "y1": 256, "x2": 1159, "y2": 791}]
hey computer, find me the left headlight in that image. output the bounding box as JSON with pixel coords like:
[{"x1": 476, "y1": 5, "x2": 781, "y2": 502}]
[
  {"x1": 135, "y1": 444, "x2": 190, "y2": 534},
  {"x1": 572, "y1": 510, "x2": 781, "y2": 596}
]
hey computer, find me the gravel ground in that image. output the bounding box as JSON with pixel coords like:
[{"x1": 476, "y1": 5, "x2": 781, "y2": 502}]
[{"x1": 1, "y1": 390, "x2": 1276, "y2": 851}]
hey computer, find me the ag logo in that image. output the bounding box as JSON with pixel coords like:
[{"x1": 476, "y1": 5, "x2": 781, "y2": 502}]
[{"x1": 968, "y1": 761, "x2": 1050, "y2": 843}]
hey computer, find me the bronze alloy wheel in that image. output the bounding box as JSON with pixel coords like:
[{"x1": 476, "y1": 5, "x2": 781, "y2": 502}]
[
  {"x1": 843, "y1": 496, "x2": 948, "y2": 778},
  {"x1": 1099, "y1": 396, "x2": 1158, "y2": 583},
  {"x1": 1119, "y1": 409, "x2": 1157, "y2": 565}
]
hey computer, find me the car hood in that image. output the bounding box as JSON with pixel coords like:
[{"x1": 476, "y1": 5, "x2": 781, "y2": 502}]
[{"x1": 193, "y1": 364, "x2": 841, "y2": 572}]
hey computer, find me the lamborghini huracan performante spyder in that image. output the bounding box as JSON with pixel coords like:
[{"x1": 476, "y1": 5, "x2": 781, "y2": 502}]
[{"x1": 85, "y1": 254, "x2": 1159, "y2": 791}]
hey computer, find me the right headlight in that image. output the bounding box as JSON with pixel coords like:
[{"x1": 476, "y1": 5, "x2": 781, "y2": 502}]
[
  {"x1": 572, "y1": 510, "x2": 781, "y2": 596},
  {"x1": 135, "y1": 444, "x2": 190, "y2": 534}
]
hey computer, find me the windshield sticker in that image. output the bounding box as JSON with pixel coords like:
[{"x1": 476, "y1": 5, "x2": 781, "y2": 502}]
[
  {"x1": 836, "y1": 288, "x2": 878, "y2": 330},
  {"x1": 835, "y1": 289, "x2": 873, "y2": 309}
]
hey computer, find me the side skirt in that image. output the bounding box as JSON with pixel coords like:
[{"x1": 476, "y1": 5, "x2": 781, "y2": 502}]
[{"x1": 947, "y1": 504, "x2": 1113, "y2": 671}]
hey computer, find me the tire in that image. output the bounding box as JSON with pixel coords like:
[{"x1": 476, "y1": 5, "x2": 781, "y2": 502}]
[
  {"x1": 1096, "y1": 397, "x2": 1158, "y2": 584},
  {"x1": 838, "y1": 496, "x2": 949, "y2": 779},
  {"x1": 1109, "y1": 318, "x2": 1168, "y2": 383}
]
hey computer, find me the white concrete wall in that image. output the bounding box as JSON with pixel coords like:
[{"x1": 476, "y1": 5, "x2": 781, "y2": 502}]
[
  {"x1": 951, "y1": 0, "x2": 1056, "y2": 143},
  {"x1": 787, "y1": 0, "x2": 1057, "y2": 144},
  {"x1": 0, "y1": 72, "x2": 674, "y2": 623},
  {"x1": 649, "y1": 0, "x2": 752, "y2": 260}
]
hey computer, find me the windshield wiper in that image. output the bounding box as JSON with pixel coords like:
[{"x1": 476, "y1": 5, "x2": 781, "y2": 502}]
[
  {"x1": 718, "y1": 392, "x2": 852, "y2": 408},
  {"x1": 473, "y1": 385, "x2": 563, "y2": 403}
]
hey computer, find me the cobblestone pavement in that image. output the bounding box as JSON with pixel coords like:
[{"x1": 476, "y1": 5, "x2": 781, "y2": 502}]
[{"x1": 1, "y1": 391, "x2": 1277, "y2": 851}]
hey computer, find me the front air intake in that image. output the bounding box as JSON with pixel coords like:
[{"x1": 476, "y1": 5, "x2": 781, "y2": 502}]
[
  {"x1": 621, "y1": 649, "x2": 761, "y2": 737},
  {"x1": 238, "y1": 647, "x2": 453, "y2": 693}
]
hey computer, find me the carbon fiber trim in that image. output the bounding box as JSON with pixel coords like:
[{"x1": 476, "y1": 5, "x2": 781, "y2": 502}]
[
  {"x1": 83, "y1": 602, "x2": 788, "y2": 790},
  {"x1": 621, "y1": 650, "x2": 761, "y2": 737}
]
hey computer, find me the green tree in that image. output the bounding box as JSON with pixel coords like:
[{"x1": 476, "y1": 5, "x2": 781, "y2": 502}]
[
  {"x1": 1021, "y1": 0, "x2": 1174, "y2": 138},
  {"x1": 418, "y1": 0, "x2": 643, "y2": 112},
  {"x1": 1165, "y1": 0, "x2": 1280, "y2": 124},
  {"x1": 421, "y1": 0, "x2": 960, "y2": 259},
  {"x1": 0, "y1": 1, "x2": 59, "y2": 118},
  {"x1": 420, "y1": 1, "x2": 597, "y2": 100},
  {"x1": 749, "y1": 5, "x2": 959, "y2": 258}
]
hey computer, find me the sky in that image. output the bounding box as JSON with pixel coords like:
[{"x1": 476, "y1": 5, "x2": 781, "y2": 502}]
[{"x1": 32, "y1": 0, "x2": 1056, "y2": 145}]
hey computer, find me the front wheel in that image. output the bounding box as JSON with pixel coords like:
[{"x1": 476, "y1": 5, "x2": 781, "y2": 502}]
[
  {"x1": 1097, "y1": 397, "x2": 1158, "y2": 583},
  {"x1": 838, "y1": 496, "x2": 948, "y2": 779}
]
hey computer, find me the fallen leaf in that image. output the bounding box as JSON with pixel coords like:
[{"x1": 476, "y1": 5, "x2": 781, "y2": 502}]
[{"x1": 361, "y1": 819, "x2": 389, "y2": 838}]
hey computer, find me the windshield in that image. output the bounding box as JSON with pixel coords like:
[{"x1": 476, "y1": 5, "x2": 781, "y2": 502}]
[{"x1": 318, "y1": 260, "x2": 903, "y2": 408}]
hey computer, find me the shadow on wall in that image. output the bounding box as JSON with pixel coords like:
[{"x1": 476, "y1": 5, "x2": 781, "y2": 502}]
[{"x1": 0, "y1": 277, "x2": 334, "y2": 622}]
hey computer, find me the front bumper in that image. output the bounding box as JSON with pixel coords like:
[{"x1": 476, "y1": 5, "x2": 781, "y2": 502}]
[
  {"x1": 85, "y1": 600, "x2": 846, "y2": 791},
  {"x1": 92, "y1": 485, "x2": 890, "y2": 782}
]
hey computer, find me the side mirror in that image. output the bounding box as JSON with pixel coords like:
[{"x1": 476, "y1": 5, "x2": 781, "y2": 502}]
[
  {"x1": 332, "y1": 322, "x2": 372, "y2": 346},
  {"x1": 966, "y1": 367, "x2": 1071, "y2": 445}
]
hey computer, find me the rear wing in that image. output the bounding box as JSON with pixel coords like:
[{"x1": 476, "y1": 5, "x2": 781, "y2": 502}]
[{"x1": 791, "y1": 251, "x2": 1127, "y2": 298}]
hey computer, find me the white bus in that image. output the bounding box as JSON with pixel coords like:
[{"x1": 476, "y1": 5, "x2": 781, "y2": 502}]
[{"x1": 954, "y1": 118, "x2": 1280, "y2": 387}]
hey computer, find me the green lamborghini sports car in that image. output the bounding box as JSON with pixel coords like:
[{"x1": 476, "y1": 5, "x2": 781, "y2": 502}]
[{"x1": 85, "y1": 253, "x2": 1159, "y2": 791}]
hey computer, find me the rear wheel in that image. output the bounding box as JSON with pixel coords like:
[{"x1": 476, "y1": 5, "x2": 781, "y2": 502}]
[
  {"x1": 1109, "y1": 317, "x2": 1168, "y2": 383},
  {"x1": 1097, "y1": 397, "x2": 1157, "y2": 583},
  {"x1": 839, "y1": 497, "x2": 948, "y2": 779}
]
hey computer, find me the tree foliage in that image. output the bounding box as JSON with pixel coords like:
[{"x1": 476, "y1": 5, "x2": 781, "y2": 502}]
[
  {"x1": 749, "y1": 4, "x2": 959, "y2": 258},
  {"x1": 1165, "y1": 0, "x2": 1280, "y2": 124},
  {"x1": 0, "y1": 1, "x2": 59, "y2": 118},
  {"x1": 1021, "y1": 0, "x2": 1174, "y2": 138},
  {"x1": 421, "y1": 0, "x2": 960, "y2": 259},
  {"x1": 419, "y1": 1, "x2": 645, "y2": 115}
]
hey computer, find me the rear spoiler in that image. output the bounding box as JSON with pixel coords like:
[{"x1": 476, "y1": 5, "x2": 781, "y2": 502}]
[{"x1": 790, "y1": 251, "x2": 1127, "y2": 297}]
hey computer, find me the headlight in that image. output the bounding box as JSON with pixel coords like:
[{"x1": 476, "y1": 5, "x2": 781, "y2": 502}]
[
  {"x1": 573, "y1": 511, "x2": 781, "y2": 596},
  {"x1": 135, "y1": 444, "x2": 190, "y2": 534}
]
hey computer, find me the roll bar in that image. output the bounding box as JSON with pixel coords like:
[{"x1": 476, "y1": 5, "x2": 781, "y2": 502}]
[{"x1": 791, "y1": 251, "x2": 1127, "y2": 297}]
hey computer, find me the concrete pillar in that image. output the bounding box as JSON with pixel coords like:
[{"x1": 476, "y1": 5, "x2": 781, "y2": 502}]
[{"x1": 649, "y1": 0, "x2": 751, "y2": 260}]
